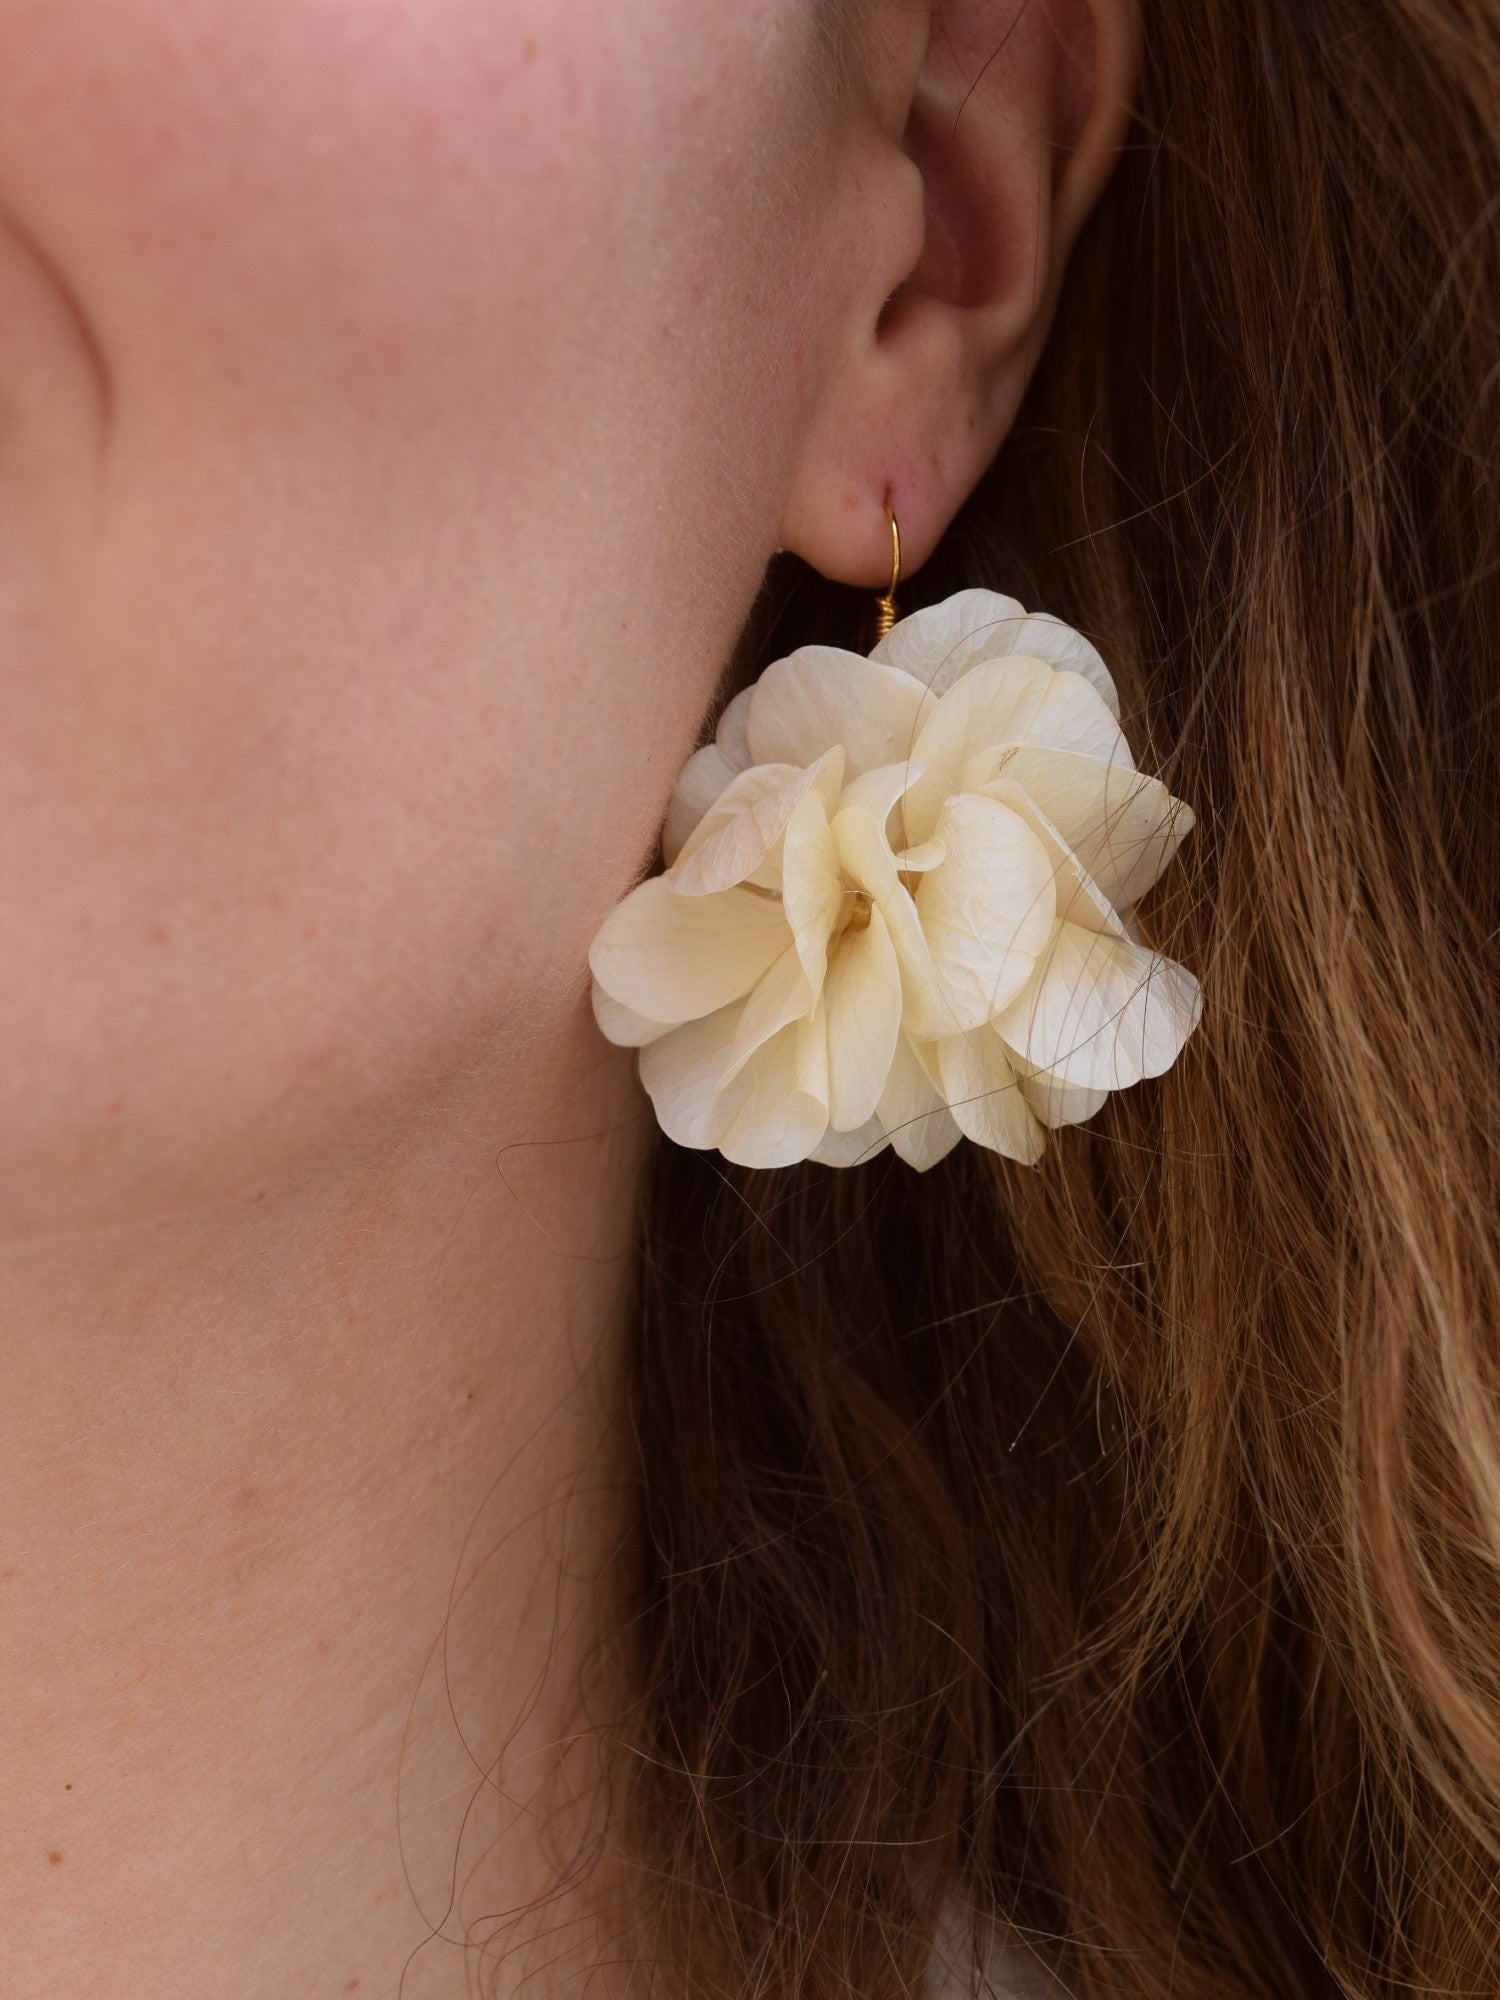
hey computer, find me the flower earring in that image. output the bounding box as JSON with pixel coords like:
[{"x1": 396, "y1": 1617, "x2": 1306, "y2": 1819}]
[{"x1": 587, "y1": 509, "x2": 1202, "y2": 1172}]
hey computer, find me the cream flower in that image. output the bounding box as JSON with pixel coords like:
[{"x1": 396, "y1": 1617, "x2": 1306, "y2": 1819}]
[{"x1": 588, "y1": 590, "x2": 1202, "y2": 1171}]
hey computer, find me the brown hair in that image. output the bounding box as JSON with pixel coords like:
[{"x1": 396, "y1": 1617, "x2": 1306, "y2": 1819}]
[{"x1": 615, "y1": 4, "x2": 1500, "y2": 1995}]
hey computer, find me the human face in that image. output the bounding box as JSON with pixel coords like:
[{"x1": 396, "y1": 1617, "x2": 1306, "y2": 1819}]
[{"x1": 0, "y1": 0, "x2": 864, "y2": 1235}]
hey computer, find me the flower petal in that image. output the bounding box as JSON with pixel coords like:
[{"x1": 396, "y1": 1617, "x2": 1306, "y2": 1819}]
[
  {"x1": 667, "y1": 760, "x2": 797, "y2": 883},
  {"x1": 984, "y1": 614, "x2": 1119, "y2": 718},
  {"x1": 981, "y1": 776, "x2": 1124, "y2": 938},
  {"x1": 901, "y1": 656, "x2": 1050, "y2": 840},
  {"x1": 876, "y1": 1034, "x2": 963, "y2": 1170},
  {"x1": 835, "y1": 764, "x2": 946, "y2": 873},
  {"x1": 970, "y1": 745, "x2": 1194, "y2": 913},
  {"x1": 718, "y1": 944, "x2": 815, "y2": 1089},
  {"x1": 669, "y1": 748, "x2": 844, "y2": 898},
  {"x1": 837, "y1": 759, "x2": 927, "y2": 847},
  {"x1": 996, "y1": 926, "x2": 1203, "y2": 1092},
  {"x1": 715, "y1": 685, "x2": 756, "y2": 770},
  {"x1": 794, "y1": 1006, "x2": 830, "y2": 1109},
  {"x1": 905, "y1": 658, "x2": 1128, "y2": 843},
  {"x1": 831, "y1": 805, "x2": 954, "y2": 1040},
  {"x1": 782, "y1": 787, "x2": 844, "y2": 998},
  {"x1": 913, "y1": 794, "x2": 1058, "y2": 1031},
  {"x1": 663, "y1": 742, "x2": 740, "y2": 864},
  {"x1": 591, "y1": 979, "x2": 674, "y2": 1049},
  {"x1": 1017, "y1": 1065, "x2": 1110, "y2": 1130},
  {"x1": 870, "y1": 590, "x2": 1028, "y2": 691},
  {"x1": 810, "y1": 1117, "x2": 891, "y2": 1167},
  {"x1": 588, "y1": 876, "x2": 791, "y2": 1023},
  {"x1": 831, "y1": 804, "x2": 899, "y2": 900},
  {"x1": 748, "y1": 647, "x2": 933, "y2": 777},
  {"x1": 637, "y1": 1005, "x2": 742, "y2": 1149},
  {"x1": 935, "y1": 1027, "x2": 1046, "y2": 1164},
  {"x1": 872, "y1": 589, "x2": 1119, "y2": 717},
  {"x1": 882, "y1": 890, "x2": 954, "y2": 1041},
  {"x1": 1006, "y1": 667, "x2": 1130, "y2": 761},
  {"x1": 823, "y1": 904, "x2": 903, "y2": 1131},
  {"x1": 906, "y1": 1033, "x2": 947, "y2": 1097},
  {"x1": 712, "y1": 1020, "x2": 830, "y2": 1168}
]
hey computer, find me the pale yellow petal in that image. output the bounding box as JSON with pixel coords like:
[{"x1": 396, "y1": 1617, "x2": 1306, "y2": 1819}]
[
  {"x1": 591, "y1": 979, "x2": 674, "y2": 1049},
  {"x1": 935, "y1": 1028, "x2": 1046, "y2": 1164},
  {"x1": 1004, "y1": 666, "x2": 1129, "y2": 761},
  {"x1": 637, "y1": 1005, "x2": 742, "y2": 1150},
  {"x1": 906, "y1": 1033, "x2": 947, "y2": 1096},
  {"x1": 905, "y1": 658, "x2": 1127, "y2": 843},
  {"x1": 969, "y1": 745, "x2": 1194, "y2": 913},
  {"x1": 837, "y1": 759, "x2": 927, "y2": 848},
  {"x1": 996, "y1": 926, "x2": 1203, "y2": 1092},
  {"x1": 869, "y1": 590, "x2": 1029, "y2": 694},
  {"x1": 873, "y1": 593, "x2": 1119, "y2": 716},
  {"x1": 823, "y1": 904, "x2": 903, "y2": 1132},
  {"x1": 717, "y1": 945, "x2": 815, "y2": 1090},
  {"x1": 667, "y1": 760, "x2": 798, "y2": 884},
  {"x1": 901, "y1": 656, "x2": 1052, "y2": 841},
  {"x1": 828, "y1": 805, "x2": 953, "y2": 1039},
  {"x1": 669, "y1": 748, "x2": 845, "y2": 898},
  {"x1": 884, "y1": 894, "x2": 955, "y2": 1040},
  {"x1": 987, "y1": 614, "x2": 1118, "y2": 717},
  {"x1": 588, "y1": 876, "x2": 791, "y2": 1023},
  {"x1": 913, "y1": 794, "x2": 1057, "y2": 1031},
  {"x1": 830, "y1": 804, "x2": 899, "y2": 900},
  {"x1": 1017, "y1": 1066, "x2": 1110, "y2": 1130},
  {"x1": 662, "y1": 741, "x2": 740, "y2": 864},
  {"x1": 810, "y1": 1118, "x2": 890, "y2": 1167},
  {"x1": 982, "y1": 776, "x2": 1124, "y2": 939},
  {"x1": 782, "y1": 788, "x2": 843, "y2": 997},
  {"x1": 794, "y1": 1005, "x2": 830, "y2": 1110},
  {"x1": 744, "y1": 836, "x2": 788, "y2": 893},
  {"x1": 876, "y1": 1034, "x2": 963, "y2": 1170},
  {"x1": 748, "y1": 647, "x2": 932, "y2": 776},
  {"x1": 882, "y1": 885, "x2": 954, "y2": 1041},
  {"x1": 711, "y1": 1021, "x2": 830, "y2": 1168},
  {"x1": 715, "y1": 685, "x2": 756, "y2": 769}
]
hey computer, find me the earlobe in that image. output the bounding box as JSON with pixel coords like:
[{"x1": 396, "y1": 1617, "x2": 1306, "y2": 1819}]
[{"x1": 777, "y1": 0, "x2": 1142, "y2": 590}]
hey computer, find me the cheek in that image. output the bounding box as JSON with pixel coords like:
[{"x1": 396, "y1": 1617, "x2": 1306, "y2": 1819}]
[
  {"x1": 2, "y1": 1, "x2": 673, "y2": 407},
  {"x1": 0, "y1": 0, "x2": 833, "y2": 1233}
]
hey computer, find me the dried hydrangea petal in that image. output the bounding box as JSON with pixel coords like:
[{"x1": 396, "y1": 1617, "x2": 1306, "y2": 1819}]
[{"x1": 589, "y1": 587, "x2": 1201, "y2": 1171}]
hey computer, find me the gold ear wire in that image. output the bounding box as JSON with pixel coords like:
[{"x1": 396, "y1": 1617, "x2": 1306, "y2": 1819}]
[{"x1": 873, "y1": 507, "x2": 901, "y2": 642}]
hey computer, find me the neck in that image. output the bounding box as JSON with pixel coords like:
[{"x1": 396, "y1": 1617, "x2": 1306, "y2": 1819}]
[{"x1": 0, "y1": 1010, "x2": 651, "y2": 1999}]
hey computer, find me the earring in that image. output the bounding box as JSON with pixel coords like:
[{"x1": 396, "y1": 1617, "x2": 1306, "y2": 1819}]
[
  {"x1": 588, "y1": 507, "x2": 1202, "y2": 1172},
  {"x1": 873, "y1": 506, "x2": 901, "y2": 643}
]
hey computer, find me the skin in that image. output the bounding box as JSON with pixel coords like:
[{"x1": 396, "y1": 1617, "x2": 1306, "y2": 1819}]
[{"x1": 0, "y1": 1, "x2": 1137, "y2": 1992}]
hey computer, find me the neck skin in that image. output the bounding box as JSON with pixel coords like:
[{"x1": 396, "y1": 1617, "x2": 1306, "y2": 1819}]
[{"x1": 0, "y1": 1007, "x2": 651, "y2": 2000}]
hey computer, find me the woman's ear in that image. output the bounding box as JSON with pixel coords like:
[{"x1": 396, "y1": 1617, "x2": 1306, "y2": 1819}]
[{"x1": 779, "y1": 0, "x2": 1141, "y2": 585}]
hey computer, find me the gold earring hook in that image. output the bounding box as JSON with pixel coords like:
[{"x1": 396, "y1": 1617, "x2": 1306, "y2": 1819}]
[{"x1": 873, "y1": 507, "x2": 901, "y2": 642}]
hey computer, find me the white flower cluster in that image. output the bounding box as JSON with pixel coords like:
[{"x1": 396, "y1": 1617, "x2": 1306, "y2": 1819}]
[{"x1": 588, "y1": 591, "x2": 1201, "y2": 1171}]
